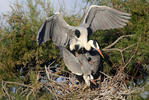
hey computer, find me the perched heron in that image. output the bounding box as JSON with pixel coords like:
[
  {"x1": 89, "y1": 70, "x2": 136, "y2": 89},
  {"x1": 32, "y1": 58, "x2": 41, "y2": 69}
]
[
  {"x1": 37, "y1": 5, "x2": 131, "y2": 58},
  {"x1": 60, "y1": 47, "x2": 101, "y2": 86}
]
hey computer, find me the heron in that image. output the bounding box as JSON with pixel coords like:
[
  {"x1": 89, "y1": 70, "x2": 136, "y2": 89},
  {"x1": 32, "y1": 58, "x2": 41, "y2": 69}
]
[
  {"x1": 60, "y1": 47, "x2": 101, "y2": 86},
  {"x1": 37, "y1": 5, "x2": 131, "y2": 58}
]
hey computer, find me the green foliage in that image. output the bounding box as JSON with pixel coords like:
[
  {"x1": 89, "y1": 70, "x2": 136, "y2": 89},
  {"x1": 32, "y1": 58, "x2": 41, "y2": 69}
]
[
  {"x1": 0, "y1": 0, "x2": 55, "y2": 99},
  {"x1": 0, "y1": 0, "x2": 54, "y2": 79},
  {"x1": 88, "y1": 0, "x2": 149, "y2": 74}
]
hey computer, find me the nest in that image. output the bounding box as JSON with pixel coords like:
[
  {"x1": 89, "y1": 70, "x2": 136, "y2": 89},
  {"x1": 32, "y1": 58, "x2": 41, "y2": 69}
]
[
  {"x1": 42, "y1": 66, "x2": 139, "y2": 100},
  {"x1": 2, "y1": 66, "x2": 142, "y2": 100}
]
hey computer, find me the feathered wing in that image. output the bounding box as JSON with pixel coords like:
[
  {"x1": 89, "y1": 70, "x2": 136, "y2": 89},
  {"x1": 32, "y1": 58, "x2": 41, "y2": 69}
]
[
  {"x1": 37, "y1": 14, "x2": 73, "y2": 47},
  {"x1": 82, "y1": 5, "x2": 131, "y2": 33},
  {"x1": 61, "y1": 47, "x2": 83, "y2": 75}
]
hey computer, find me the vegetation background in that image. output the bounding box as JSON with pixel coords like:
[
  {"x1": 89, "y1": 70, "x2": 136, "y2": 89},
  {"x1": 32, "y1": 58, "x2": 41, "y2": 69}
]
[{"x1": 0, "y1": 0, "x2": 149, "y2": 99}]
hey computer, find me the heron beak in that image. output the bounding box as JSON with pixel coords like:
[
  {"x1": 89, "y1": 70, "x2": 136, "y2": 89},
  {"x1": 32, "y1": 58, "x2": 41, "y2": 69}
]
[
  {"x1": 96, "y1": 49, "x2": 104, "y2": 59},
  {"x1": 90, "y1": 79, "x2": 96, "y2": 85}
]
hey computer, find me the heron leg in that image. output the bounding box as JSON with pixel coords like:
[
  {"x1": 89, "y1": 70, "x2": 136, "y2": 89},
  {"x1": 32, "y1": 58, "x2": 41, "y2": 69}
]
[{"x1": 71, "y1": 75, "x2": 75, "y2": 88}]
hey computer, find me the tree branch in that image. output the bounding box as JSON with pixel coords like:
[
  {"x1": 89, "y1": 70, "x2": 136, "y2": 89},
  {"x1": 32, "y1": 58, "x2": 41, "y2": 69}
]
[
  {"x1": 102, "y1": 48, "x2": 122, "y2": 52},
  {"x1": 26, "y1": 90, "x2": 32, "y2": 100},
  {"x1": 2, "y1": 81, "x2": 13, "y2": 100},
  {"x1": 103, "y1": 35, "x2": 134, "y2": 50},
  {"x1": 2, "y1": 81, "x2": 32, "y2": 88},
  {"x1": 123, "y1": 45, "x2": 138, "y2": 69}
]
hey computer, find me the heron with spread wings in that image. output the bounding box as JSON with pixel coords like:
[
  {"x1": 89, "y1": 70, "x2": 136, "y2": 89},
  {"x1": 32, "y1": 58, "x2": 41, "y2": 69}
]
[
  {"x1": 37, "y1": 5, "x2": 131, "y2": 58},
  {"x1": 37, "y1": 5, "x2": 131, "y2": 86}
]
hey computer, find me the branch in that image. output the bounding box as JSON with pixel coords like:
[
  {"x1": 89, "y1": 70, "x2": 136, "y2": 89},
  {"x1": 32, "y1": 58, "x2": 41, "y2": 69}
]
[
  {"x1": 44, "y1": 85, "x2": 60, "y2": 99},
  {"x1": 103, "y1": 43, "x2": 136, "y2": 65},
  {"x1": 26, "y1": 90, "x2": 32, "y2": 100},
  {"x1": 101, "y1": 34, "x2": 136, "y2": 65},
  {"x1": 102, "y1": 48, "x2": 122, "y2": 52},
  {"x1": 103, "y1": 35, "x2": 134, "y2": 50},
  {"x1": 2, "y1": 81, "x2": 13, "y2": 100},
  {"x1": 123, "y1": 48, "x2": 137, "y2": 69},
  {"x1": 99, "y1": 71, "x2": 112, "y2": 79},
  {"x1": 122, "y1": 43, "x2": 136, "y2": 51},
  {"x1": 3, "y1": 81, "x2": 32, "y2": 88}
]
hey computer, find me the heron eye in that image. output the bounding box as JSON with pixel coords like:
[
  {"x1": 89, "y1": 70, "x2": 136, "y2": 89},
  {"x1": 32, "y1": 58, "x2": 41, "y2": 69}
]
[{"x1": 75, "y1": 29, "x2": 80, "y2": 38}]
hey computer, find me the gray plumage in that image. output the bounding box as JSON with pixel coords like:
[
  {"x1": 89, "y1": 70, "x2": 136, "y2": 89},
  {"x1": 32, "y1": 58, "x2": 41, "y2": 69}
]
[
  {"x1": 37, "y1": 5, "x2": 130, "y2": 85},
  {"x1": 37, "y1": 5, "x2": 131, "y2": 53},
  {"x1": 84, "y1": 50, "x2": 101, "y2": 75},
  {"x1": 37, "y1": 14, "x2": 72, "y2": 46},
  {"x1": 83, "y1": 5, "x2": 131, "y2": 32},
  {"x1": 60, "y1": 47, "x2": 100, "y2": 86}
]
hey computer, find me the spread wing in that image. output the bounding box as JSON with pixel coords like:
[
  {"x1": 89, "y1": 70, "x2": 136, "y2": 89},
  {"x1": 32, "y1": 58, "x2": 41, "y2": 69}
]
[
  {"x1": 37, "y1": 14, "x2": 73, "y2": 47},
  {"x1": 82, "y1": 5, "x2": 131, "y2": 33}
]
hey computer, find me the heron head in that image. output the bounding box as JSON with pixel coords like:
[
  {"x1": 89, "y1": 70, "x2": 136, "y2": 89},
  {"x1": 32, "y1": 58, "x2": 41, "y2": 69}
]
[
  {"x1": 87, "y1": 40, "x2": 104, "y2": 58},
  {"x1": 83, "y1": 75, "x2": 96, "y2": 86}
]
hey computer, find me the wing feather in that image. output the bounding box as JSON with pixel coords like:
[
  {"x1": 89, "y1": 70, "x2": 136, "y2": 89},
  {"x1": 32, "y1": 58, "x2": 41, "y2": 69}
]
[
  {"x1": 37, "y1": 14, "x2": 72, "y2": 47},
  {"x1": 82, "y1": 5, "x2": 131, "y2": 33},
  {"x1": 61, "y1": 47, "x2": 83, "y2": 75}
]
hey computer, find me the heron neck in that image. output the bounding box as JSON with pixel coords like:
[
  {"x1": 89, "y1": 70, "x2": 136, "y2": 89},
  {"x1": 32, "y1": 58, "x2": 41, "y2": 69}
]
[{"x1": 85, "y1": 41, "x2": 92, "y2": 51}]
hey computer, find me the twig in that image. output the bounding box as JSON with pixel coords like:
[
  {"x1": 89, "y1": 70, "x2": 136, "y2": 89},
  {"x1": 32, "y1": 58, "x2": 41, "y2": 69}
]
[
  {"x1": 102, "y1": 48, "x2": 122, "y2": 52},
  {"x1": 3, "y1": 81, "x2": 31, "y2": 88},
  {"x1": 123, "y1": 43, "x2": 138, "y2": 69},
  {"x1": 44, "y1": 85, "x2": 61, "y2": 99},
  {"x1": 48, "y1": 60, "x2": 56, "y2": 67},
  {"x1": 2, "y1": 80, "x2": 12, "y2": 100},
  {"x1": 20, "y1": 87, "x2": 30, "y2": 96},
  {"x1": 45, "y1": 65, "x2": 51, "y2": 80},
  {"x1": 26, "y1": 90, "x2": 32, "y2": 100},
  {"x1": 121, "y1": 51, "x2": 125, "y2": 64},
  {"x1": 99, "y1": 71, "x2": 112, "y2": 79},
  {"x1": 122, "y1": 43, "x2": 136, "y2": 51},
  {"x1": 103, "y1": 43, "x2": 136, "y2": 65},
  {"x1": 123, "y1": 51, "x2": 136, "y2": 69},
  {"x1": 103, "y1": 35, "x2": 134, "y2": 50}
]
